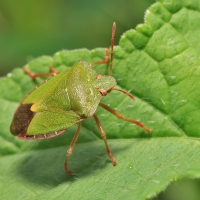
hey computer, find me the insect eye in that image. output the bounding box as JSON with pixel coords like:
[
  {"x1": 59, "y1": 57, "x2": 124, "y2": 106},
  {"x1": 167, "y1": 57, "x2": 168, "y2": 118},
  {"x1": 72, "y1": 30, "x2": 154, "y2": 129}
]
[
  {"x1": 96, "y1": 74, "x2": 102, "y2": 80},
  {"x1": 97, "y1": 88, "x2": 107, "y2": 96}
]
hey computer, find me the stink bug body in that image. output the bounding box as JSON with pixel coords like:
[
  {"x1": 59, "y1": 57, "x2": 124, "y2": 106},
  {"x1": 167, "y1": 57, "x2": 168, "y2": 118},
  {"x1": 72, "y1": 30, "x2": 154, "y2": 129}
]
[{"x1": 10, "y1": 23, "x2": 151, "y2": 173}]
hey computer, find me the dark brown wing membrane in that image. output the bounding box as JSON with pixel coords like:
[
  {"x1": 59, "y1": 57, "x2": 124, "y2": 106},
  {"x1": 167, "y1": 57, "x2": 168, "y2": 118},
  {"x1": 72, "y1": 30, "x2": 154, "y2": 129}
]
[{"x1": 10, "y1": 104, "x2": 35, "y2": 136}]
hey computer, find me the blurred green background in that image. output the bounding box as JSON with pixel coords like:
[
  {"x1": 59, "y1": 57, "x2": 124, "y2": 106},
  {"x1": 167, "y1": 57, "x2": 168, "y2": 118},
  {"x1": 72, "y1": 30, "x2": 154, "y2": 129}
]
[
  {"x1": 0, "y1": 0, "x2": 155, "y2": 77},
  {"x1": 1, "y1": 0, "x2": 200, "y2": 199}
]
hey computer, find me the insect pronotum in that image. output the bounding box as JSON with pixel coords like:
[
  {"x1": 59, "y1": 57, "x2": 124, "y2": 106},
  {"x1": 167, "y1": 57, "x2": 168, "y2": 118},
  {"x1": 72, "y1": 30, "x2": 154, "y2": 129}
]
[{"x1": 10, "y1": 22, "x2": 151, "y2": 174}]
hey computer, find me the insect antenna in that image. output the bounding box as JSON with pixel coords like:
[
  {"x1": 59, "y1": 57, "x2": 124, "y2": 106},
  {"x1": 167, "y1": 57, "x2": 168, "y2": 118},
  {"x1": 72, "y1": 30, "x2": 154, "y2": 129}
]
[
  {"x1": 89, "y1": 22, "x2": 116, "y2": 70},
  {"x1": 99, "y1": 103, "x2": 151, "y2": 133},
  {"x1": 109, "y1": 22, "x2": 116, "y2": 76},
  {"x1": 109, "y1": 88, "x2": 135, "y2": 100}
]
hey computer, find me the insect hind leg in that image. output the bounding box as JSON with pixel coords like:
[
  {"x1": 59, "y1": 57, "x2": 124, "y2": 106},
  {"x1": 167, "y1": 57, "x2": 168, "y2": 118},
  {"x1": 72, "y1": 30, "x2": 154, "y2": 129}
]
[{"x1": 23, "y1": 66, "x2": 59, "y2": 79}]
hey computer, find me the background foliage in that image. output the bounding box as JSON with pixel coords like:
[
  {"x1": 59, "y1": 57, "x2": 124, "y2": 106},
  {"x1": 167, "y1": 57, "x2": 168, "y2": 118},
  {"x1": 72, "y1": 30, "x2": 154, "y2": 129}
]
[
  {"x1": 1, "y1": 0, "x2": 200, "y2": 200},
  {"x1": 0, "y1": 0, "x2": 154, "y2": 76}
]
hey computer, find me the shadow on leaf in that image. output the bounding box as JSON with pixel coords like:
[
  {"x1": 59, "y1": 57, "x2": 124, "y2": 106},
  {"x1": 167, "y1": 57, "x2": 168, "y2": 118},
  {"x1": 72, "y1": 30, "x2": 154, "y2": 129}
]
[{"x1": 16, "y1": 139, "x2": 130, "y2": 187}]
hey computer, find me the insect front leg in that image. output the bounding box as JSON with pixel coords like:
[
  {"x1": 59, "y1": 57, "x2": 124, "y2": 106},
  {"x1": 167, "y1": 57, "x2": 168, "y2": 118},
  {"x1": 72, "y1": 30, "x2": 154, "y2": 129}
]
[
  {"x1": 64, "y1": 122, "x2": 82, "y2": 174},
  {"x1": 93, "y1": 114, "x2": 117, "y2": 165},
  {"x1": 23, "y1": 66, "x2": 59, "y2": 79},
  {"x1": 90, "y1": 48, "x2": 109, "y2": 67}
]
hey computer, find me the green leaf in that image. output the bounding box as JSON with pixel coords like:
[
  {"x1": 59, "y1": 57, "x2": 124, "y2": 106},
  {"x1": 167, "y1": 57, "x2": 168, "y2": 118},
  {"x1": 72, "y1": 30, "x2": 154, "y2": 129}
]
[{"x1": 1, "y1": 0, "x2": 200, "y2": 199}]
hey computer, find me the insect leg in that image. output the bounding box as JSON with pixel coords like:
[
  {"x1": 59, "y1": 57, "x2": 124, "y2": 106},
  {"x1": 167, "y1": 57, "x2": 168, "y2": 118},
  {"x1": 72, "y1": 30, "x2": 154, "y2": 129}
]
[
  {"x1": 99, "y1": 103, "x2": 151, "y2": 133},
  {"x1": 90, "y1": 48, "x2": 109, "y2": 66},
  {"x1": 23, "y1": 66, "x2": 59, "y2": 79},
  {"x1": 93, "y1": 114, "x2": 117, "y2": 166},
  {"x1": 64, "y1": 122, "x2": 82, "y2": 174}
]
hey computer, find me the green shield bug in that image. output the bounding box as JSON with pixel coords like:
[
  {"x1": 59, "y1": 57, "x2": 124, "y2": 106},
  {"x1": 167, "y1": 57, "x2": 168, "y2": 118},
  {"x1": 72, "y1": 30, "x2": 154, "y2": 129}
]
[{"x1": 10, "y1": 23, "x2": 151, "y2": 174}]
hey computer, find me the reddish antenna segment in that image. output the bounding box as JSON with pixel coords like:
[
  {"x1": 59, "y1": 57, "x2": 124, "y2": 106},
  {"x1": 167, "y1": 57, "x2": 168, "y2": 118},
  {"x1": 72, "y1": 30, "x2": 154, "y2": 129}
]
[{"x1": 109, "y1": 22, "x2": 116, "y2": 76}]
